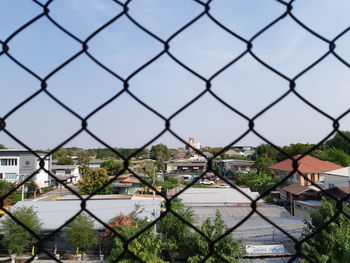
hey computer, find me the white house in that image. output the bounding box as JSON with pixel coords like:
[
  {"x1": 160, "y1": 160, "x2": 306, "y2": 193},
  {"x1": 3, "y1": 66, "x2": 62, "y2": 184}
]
[
  {"x1": 50, "y1": 164, "x2": 81, "y2": 186},
  {"x1": 321, "y1": 166, "x2": 350, "y2": 189},
  {"x1": 0, "y1": 149, "x2": 51, "y2": 188}
]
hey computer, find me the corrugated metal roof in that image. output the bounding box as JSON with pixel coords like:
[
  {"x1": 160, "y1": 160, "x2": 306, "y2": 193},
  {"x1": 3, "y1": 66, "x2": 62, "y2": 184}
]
[
  {"x1": 178, "y1": 187, "x2": 261, "y2": 206},
  {"x1": 1, "y1": 199, "x2": 162, "y2": 230}
]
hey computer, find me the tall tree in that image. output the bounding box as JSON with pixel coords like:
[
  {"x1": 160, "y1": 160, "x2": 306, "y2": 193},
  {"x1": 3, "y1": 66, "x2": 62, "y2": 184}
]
[
  {"x1": 150, "y1": 144, "x2": 171, "y2": 162},
  {"x1": 101, "y1": 160, "x2": 124, "y2": 176},
  {"x1": 313, "y1": 147, "x2": 350, "y2": 167},
  {"x1": 64, "y1": 214, "x2": 99, "y2": 257},
  {"x1": 326, "y1": 131, "x2": 350, "y2": 155},
  {"x1": 108, "y1": 218, "x2": 166, "y2": 263},
  {"x1": 57, "y1": 156, "x2": 74, "y2": 165},
  {"x1": 77, "y1": 168, "x2": 112, "y2": 195},
  {"x1": 157, "y1": 198, "x2": 197, "y2": 261},
  {"x1": 301, "y1": 199, "x2": 350, "y2": 262},
  {"x1": 188, "y1": 210, "x2": 242, "y2": 263},
  {"x1": 2, "y1": 206, "x2": 42, "y2": 255}
]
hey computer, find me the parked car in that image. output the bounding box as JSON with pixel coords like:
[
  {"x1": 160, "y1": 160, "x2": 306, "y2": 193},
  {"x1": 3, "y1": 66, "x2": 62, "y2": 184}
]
[{"x1": 199, "y1": 179, "x2": 214, "y2": 185}]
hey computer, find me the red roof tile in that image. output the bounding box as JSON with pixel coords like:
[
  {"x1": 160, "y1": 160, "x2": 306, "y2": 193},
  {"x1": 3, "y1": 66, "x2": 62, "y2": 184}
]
[{"x1": 269, "y1": 155, "x2": 342, "y2": 174}]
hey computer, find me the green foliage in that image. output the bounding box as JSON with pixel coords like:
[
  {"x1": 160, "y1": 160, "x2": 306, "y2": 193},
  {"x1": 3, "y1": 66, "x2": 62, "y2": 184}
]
[
  {"x1": 0, "y1": 144, "x2": 5, "y2": 149},
  {"x1": 326, "y1": 131, "x2": 350, "y2": 155},
  {"x1": 0, "y1": 180, "x2": 15, "y2": 198},
  {"x1": 161, "y1": 177, "x2": 179, "y2": 192},
  {"x1": 313, "y1": 147, "x2": 350, "y2": 167},
  {"x1": 150, "y1": 144, "x2": 171, "y2": 162},
  {"x1": 301, "y1": 199, "x2": 350, "y2": 263},
  {"x1": 26, "y1": 180, "x2": 38, "y2": 198},
  {"x1": 108, "y1": 219, "x2": 166, "y2": 263},
  {"x1": 64, "y1": 213, "x2": 99, "y2": 253},
  {"x1": 78, "y1": 168, "x2": 112, "y2": 195},
  {"x1": 57, "y1": 156, "x2": 74, "y2": 165},
  {"x1": 235, "y1": 171, "x2": 279, "y2": 193},
  {"x1": 42, "y1": 185, "x2": 54, "y2": 193},
  {"x1": 101, "y1": 160, "x2": 124, "y2": 176},
  {"x1": 279, "y1": 143, "x2": 315, "y2": 161},
  {"x1": 253, "y1": 154, "x2": 275, "y2": 176},
  {"x1": 157, "y1": 198, "x2": 196, "y2": 261},
  {"x1": 2, "y1": 206, "x2": 42, "y2": 254},
  {"x1": 249, "y1": 172, "x2": 280, "y2": 193},
  {"x1": 188, "y1": 211, "x2": 242, "y2": 263}
]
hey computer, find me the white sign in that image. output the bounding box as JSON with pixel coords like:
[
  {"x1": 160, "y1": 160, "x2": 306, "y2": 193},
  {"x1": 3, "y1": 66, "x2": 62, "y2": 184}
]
[{"x1": 246, "y1": 245, "x2": 284, "y2": 254}]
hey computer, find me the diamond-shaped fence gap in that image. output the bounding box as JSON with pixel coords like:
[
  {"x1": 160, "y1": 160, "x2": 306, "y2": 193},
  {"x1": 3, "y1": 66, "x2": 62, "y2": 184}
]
[
  {"x1": 129, "y1": 56, "x2": 204, "y2": 117},
  {"x1": 292, "y1": 0, "x2": 350, "y2": 39},
  {"x1": 295, "y1": 56, "x2": 350, "y2": 118},
  {"x1": 46, "y1": 55, "x2": 123, "y2": 117},
  {"x1": 48, "y1": 0, "x2": 123, "y2": 40},
  {"x1": 208, "y1": 0, "x2": 286, "y2": 40},
  {"x1": 6, "y1": 17, "x2": 82, "y2": 78},
  {"x1": 169, "y1": 16, "x2": 246, "y2": 79},
  {"x1": 170, "y1": 93, "x2": 249, "y2": 148},
  {"x1": 211, "y1": 55, "x2": 288, "y2": 118},
  {"x1": 88, "y1": 16, "x2": 164, "y2": 79},
  {"x1": 254, "y1": 94, "x2": 334, "y2": 147},
  {"x1": 86, "y1": 93, "x2": 165, "y2": 149},
  {"x1": 4, "y1": 93, "x2": 82, "y2": 150},
  {"x1": 0, "y1": 56, "x2": 39, "y2": 116},
  {"x1": 127, "y1": 0, "x2": 203, "y2": 40},
  {"x1": 252, "y1": 16, "x2": 328, "y2": 78},
  {"x1": 0, "y1": 0, "x2": 42, "y2": 39}
]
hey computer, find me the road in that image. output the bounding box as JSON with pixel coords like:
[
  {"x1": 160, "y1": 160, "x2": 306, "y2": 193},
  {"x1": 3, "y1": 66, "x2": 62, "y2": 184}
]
[{"x1": 33, "y1": 186, "x2": 78, "y2": 201}]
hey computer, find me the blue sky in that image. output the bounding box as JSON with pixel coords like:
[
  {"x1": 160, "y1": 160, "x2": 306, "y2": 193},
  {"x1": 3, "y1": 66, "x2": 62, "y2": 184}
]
[{"x1": 1, "y1": 0, "x2": 350, "y2": 150}]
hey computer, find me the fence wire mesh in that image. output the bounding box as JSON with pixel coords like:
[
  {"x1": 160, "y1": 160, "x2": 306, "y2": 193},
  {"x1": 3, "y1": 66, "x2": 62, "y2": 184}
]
[{"x1": 0, "y1": 0, "x2": 350, "y2": 262}]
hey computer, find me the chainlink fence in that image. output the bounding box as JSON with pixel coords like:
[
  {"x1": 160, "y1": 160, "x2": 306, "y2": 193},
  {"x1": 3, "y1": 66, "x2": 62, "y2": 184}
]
[{"x1": 0, "y1": 0, "x2": 350, "y2": 262}]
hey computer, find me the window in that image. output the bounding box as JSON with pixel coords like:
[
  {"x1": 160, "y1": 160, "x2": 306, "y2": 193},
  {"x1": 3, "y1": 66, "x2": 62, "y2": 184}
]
[
  {"x1": 1, "y1": 158, "x2": 18, "y2": 166},
  {"x1": 65, "y1": 169, "x2": 71, "y2": 175},
  {"x1": 4, "y1": 173, "x2": 17, "y2": 180},
  {"x1": 328, "y1": 183, "x2": 335, "y2": 188}
]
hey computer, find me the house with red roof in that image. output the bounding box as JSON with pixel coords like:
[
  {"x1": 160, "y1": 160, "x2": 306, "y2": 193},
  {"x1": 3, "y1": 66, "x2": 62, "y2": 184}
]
[
  {"x1": 269, "y1": 154, "x2": 342, "y2": 187},
  {"x1": 269, "y1": 155, "x2": 342, "y2": 216}
]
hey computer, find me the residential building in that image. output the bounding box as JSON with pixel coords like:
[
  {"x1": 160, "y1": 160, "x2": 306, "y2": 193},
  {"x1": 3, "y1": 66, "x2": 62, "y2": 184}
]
[
  {"x1": 50, "y1": 164, "x2": 81, "y2": 186},
  {"x1": 165, "y1": 160, "x2": 207, "y2": 175},
  {"x1": 320, "y1": 166, "x2": 350, "y2": 189},
  {"x1": 214, "y1": 159, "x2": 255, "y2": 177},
  {"x1": 87, "y1": 159, "x2": 105, "y2": 168},
  {"x1": 280, "y1": 184, "x2": 320, "y2": 215},
  {"x1": 269, "y1": 155, "x2": 342, "y2": 186},
  {"x1": 0, "y1": 149, "x2": 51, "y2": 188}
]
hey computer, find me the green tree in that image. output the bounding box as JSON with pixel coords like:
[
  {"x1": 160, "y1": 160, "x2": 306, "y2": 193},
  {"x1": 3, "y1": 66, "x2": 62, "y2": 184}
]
[
  {"x1": 188, "y1": 210, "x2": 242, "y2": 263},
  {"x1": 2, "y1": 206, "x2": 42, "y2": 255},
  {"x1": 0, "y1": 180, "x2": 15, "y2": 197},
  {"x1": 326, "y1": 131, "x2": 350, "y2": 155},
  {"x1": 64, "y1": 214, "x2": 99, "y2": 256},
  {"x1": 108, "y1": 219, "x2": 166, "y2": 263},
  {"x1": 157, "y1": 198, "x2": 196, "y2": 261},
  {"x1": 150, "y1": 144, "x2": 171, "y2": 162},
  {"x1": 301, "y1": 199, "x2": 350, "y2": 262},
  {"x1": 77, "y1": 151, "x2": 90, "y2": 165},
  {"x1": 253, "y1": 154, "x2": 275, "y2": 176},
  {"x1": 78, "y1": 168, "x2": 112, "y2": 195},
  {"x1": 101, "y1": 160, "x2": 124, "y2": 176},
  {"x1": 0, "y1": 144, "x2": 5, "y2": 149},
  {"x1": 313, "y1": 147, "x2": 350, "y2": 167},
  {"x1": 57, "y1": 156, "x2": 74, "y2": 165},
  {"x1": 250, "y1": 171, "x2": 280, "y2": 194}
]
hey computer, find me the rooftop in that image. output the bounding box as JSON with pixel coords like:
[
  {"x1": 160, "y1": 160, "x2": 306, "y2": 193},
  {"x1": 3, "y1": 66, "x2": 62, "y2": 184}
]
[
  {"x1": 1, "y1": 199, "x2": 162, "y2": 230},
  {"x1": 178, "y1": 187, "x2": 261, "y2": 206},
  {"x1": 269, "y1": 155, "x2": 342, "y2": 174}
]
